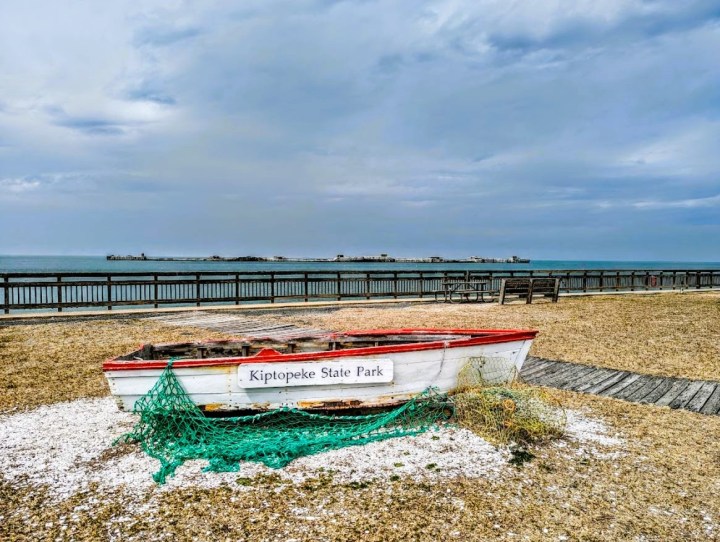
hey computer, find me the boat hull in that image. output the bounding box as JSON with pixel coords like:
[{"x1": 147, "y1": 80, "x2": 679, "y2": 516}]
[{"x1": 104, "y1": 330, "x2": 535, "y2": 412}]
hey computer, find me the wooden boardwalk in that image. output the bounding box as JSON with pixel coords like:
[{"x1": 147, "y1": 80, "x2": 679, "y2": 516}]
[
  {"x1": 148, "y1": 312, "x2": 329, "y2": 341},
  {"x1": 521, "y1": 357, "x2": 720, "y2": 415}
]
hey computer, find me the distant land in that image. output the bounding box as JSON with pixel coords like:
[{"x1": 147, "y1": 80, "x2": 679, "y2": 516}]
[{"x1": 106, "y1": 253, "x2": 531, "y2": 264}]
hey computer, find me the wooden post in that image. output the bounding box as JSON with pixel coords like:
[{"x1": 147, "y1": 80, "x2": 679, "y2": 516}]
[
  {"x1": 153, "y1": 274, "x2": 159, "y2": 308},
  {"x1": 526, "y1": 278, "x2": 534, "y2": 304},
  {"x1": 582, "y1": 271, "x2": 587, "y2": 293},
  {"x1": 107, "y1": 276, "x2": 112, "y2": 310},
  {"x1": 419, "y1": 272, "x2": 424, "y2": 298},
  {"x1": 195, "y1": 274, "x2": 201, "y2": 306},
  {"x1": 598, "y1": 271, "x2": 604, "y2": 292},
  {"x1": 235, "y1": 273, "x2": 240, "y2": 305},
  {"x1": 365, "y1": 272, "x2": 370, "y2": 300},
  {"x1": 697, "y1": 271, "x2": 702, "y2": 289},
  {"x1": 552, "y1": 278, "x2": 560, "y2": 302},
  {"x1": 630, "y1": 272, "x2": 635, "y2": 292},
  {"x1": 336, "y1": 272, "x2": 342, "y2": 301},
  {"x1": 57, "y1": 275, "x2": 63, "y2": 312},
  {"x1": 499, "y1": 279, "x2": 507, "y2": 305},
  {"x1": 270, "y1": 273, "x2": 276, "y2": 303},
  {"x1": 2, "y1": 276, "x2": 9, "y2": 314},
  {"x1": 393, "y1": 272, "x2": 398, "y2": 299},
  {"x1": 304, "y1": 273, "x2": 309, "y2": 302}
]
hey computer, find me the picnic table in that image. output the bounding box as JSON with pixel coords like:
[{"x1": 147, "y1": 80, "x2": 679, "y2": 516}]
[{"x1": 436, "y1": 280, "x2": 494, "y2": 303}]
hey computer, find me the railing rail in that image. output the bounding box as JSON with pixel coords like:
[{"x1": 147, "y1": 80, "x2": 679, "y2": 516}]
[{"x1": 1, "y1": 269, "x2": 719, "y2": 314}]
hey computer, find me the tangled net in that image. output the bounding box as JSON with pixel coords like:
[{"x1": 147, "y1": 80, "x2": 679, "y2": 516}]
[
  {"x1": 118, "y1": 362, "x2": 451, "y2": 483},
  {"x1": 453, "y1": 357, "x2": 566, "y2": 444}
]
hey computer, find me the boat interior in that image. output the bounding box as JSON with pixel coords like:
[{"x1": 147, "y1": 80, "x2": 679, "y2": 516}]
[{"x1": 116, "y1": 333, "x2": 480, "y2": 361}]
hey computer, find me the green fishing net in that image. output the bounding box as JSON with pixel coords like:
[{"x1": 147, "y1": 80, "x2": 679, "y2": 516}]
[{"x1": 118, "y1": 362, "x2": 452, "y2": 483}]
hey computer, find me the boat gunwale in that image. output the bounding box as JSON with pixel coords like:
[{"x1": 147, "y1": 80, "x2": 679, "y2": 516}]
[{"x1": 102, "y1": 328, "x2": 538, "y2": 371}]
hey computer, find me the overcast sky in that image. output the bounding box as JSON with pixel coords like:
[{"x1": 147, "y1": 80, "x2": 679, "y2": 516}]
[{"x1": 1, "y1": 1, "x2": 719, "y2": 260}]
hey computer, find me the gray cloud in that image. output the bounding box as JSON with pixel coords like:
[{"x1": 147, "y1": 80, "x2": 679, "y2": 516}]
[{"x1": 0, "y1": 0, "x2": 718, "y2": 259}]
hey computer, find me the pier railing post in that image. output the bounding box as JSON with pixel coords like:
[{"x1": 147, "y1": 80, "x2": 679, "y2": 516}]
[
  {"x1": 153, "y1": 275, "x2": 159, "y2": 308},
  {"x1": 2, "y1": 276, "x2": 9, "y2": 314},
  {"x1": 107, "y1": 276, "x2": 112, "y2": 310},
  {"x1": 57, "y1": 275, "x2": 63, "y2": 312},
  {"x1": 195, "y1": 274, "x2": 201, "y2": 306},
  {"x1": 304, "y1": 273, "x2": 309, "y2": 302},
  {"x1": 336, "y1": 272, "x2": 342, "y2": 301},
  {"x1": 235, "y1": 273, "x2": 240, "y2": 305}
]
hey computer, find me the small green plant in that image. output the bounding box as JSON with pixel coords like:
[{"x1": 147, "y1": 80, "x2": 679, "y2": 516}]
[
  {"x1": 509, "y1": 446, "x2": 535, "y2": 467},
  {"x1": 425, "y1": 463, "x2": 437, "y2": 470},
  {"x1": 393, "y1": 462, "x2": 404, "y2": 468}
]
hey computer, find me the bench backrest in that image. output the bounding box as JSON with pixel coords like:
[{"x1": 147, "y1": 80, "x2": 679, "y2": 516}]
[{"x1": 499, "y1": 277, "x2": 559, "y2": 304}]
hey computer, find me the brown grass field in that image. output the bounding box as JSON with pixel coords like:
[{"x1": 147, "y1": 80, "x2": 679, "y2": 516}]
[{"x1": 1, "y1": 292, "x2": 719, "y2": 541}]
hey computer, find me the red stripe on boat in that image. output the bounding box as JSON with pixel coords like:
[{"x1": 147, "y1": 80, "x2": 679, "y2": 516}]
[{"x1": 102, "y1": 328, "x2": 538, "y2": 371}]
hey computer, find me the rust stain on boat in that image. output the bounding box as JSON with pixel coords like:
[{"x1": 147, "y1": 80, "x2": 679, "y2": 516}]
[
  {"x1": 297, "y1": 398, "x2": 364, "y2": 410},
  {"x1": 202, "y1": 403, "x2": 224, "y2": 412}
]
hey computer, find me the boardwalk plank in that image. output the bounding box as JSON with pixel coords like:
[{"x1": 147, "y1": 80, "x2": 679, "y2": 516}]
[
  {"x1": 684, "y1": 382, "x2": 717, "y2": 412},
  {"x1": 544, "y1": 365, "x2": 598, "y2": 388},
  {"x1": 150, "y1": 312, "x2": 328, "y2": 340},
  {"x1": 559, "y1": 368, "x2": 605, "y2": 390},
  {"x1": 522, "y1": 363, "x2": 565, "y2": 382},
  {"x1": 700, "y1": 385, "x2": 720, "y2": 415},
  {"x1": 520, "y1": 359, "x2": 558, "y2": 379},
  {"x1": 530, "y1": 364, "x2": 584, "y2": 386},
  {"x1": 654, "y1": 380, "x2": 692, "y2": 407},
  {"x1": 624, "y1": 377, "x2": 664, "y2": 403},
  {"x1": 614, "y1": 376, "x2": 660, "y2": 401},
  {"x1": 668, "y1": 381, "x2": 705, "y2": 410},
  {"x1": 567, "y1": 368, "x2": 617, "y2": 392},
  {"x1": 582, "y1": 371, "x2": 631, "y2": 394},
  {"x1": 573, "y1": 370, "x2": 621, "y2": 392},
  {"x1": 599, "y1": 373, "x2": 642, "y2": 397},
  {"x1": 639, "y1": 379, "x2": 676, "y2": 404}
]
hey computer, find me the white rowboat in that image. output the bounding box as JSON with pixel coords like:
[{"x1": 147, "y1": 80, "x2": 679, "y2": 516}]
[{"x1": 103, "y1": 328, "x2": 537, "y2": 412}]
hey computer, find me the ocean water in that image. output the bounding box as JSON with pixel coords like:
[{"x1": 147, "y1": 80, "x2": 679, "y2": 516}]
[{"x1": 1, "y1": 255, "x2": 719, "y2": 274}]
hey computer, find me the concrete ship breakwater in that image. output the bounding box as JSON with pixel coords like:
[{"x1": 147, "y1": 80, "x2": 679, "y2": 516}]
[{"x1": 106, "y1": 253, "x2": 531, "y2": 264}]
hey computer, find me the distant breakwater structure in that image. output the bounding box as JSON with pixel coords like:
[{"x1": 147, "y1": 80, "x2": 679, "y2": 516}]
[{"x1": 106, "y1": 253, "x2": 532, "y2": 264}]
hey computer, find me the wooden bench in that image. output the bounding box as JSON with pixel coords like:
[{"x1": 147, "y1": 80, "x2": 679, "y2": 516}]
[{"x1": 498, "y1": 278, "x2": 560, "y2": 305}]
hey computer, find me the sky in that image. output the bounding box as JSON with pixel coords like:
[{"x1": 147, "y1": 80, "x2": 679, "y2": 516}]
[{"x1": 1, "y1": 0, "x2": 719, "y2": 260}]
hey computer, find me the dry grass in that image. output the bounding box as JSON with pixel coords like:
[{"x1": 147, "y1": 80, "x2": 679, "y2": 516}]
[
  {"x1": 0, "y1": 320, "x2": 233, "y2": 413},
  {"x1": 2, "y1": 294, "x2": 720, "y2": 541},
  {"x1": 279, "y1": 292, "x2": 720, "y2": 381}
]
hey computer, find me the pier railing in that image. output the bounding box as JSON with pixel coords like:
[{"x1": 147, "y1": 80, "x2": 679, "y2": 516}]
[{"x1": 1, "y1": 269, "x2": 719, "y2": 314}]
